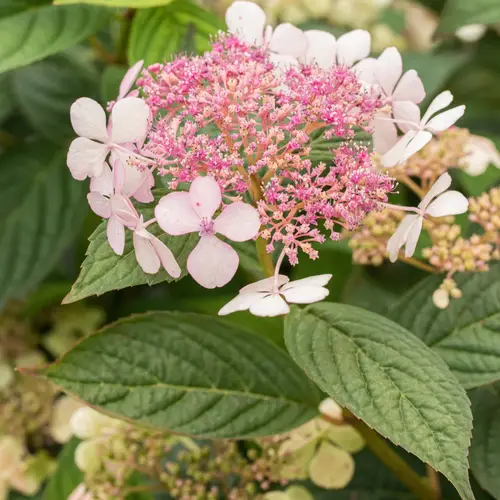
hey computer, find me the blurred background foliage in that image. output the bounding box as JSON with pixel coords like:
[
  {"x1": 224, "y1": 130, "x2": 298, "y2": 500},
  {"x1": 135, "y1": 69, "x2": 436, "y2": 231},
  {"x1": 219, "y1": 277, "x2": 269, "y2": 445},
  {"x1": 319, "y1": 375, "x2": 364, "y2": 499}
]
[{"x1": 0, "y1": 0, "x2": 499, "y2": 498}]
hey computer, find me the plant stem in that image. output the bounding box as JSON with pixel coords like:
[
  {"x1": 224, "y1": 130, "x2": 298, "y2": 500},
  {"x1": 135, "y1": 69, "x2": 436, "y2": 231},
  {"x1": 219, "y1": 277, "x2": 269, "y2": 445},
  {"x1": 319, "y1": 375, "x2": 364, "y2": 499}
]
[
  {"x1": 256, "y1": 237, "x2": 274, "y2": 277},
  {"x1": 400, "y1": 256, "x2": 438, "y2": 274},
  {"x1": 116, "y1": 9, "x2": 134, "y2": 64},
  {"x1": 339, "y1": 411, "x2": 435, "y2": 500},
  {"x1": 88, "y1": 36, "x2": 116, "y2": 64},
  {"x1": 426, "y1": 464, "x2": 442, "y2": 500}
]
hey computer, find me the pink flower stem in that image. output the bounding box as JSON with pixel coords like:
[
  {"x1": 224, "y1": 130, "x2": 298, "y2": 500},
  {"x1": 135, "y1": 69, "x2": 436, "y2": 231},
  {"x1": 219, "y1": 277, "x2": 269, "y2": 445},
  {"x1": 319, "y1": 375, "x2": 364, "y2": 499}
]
[
  {"x1": 273, "y1": 248, "x2": 287, "y2": 291},
  {"x1": 379, "y1": 202, "x2": 421, "y2": 214}
]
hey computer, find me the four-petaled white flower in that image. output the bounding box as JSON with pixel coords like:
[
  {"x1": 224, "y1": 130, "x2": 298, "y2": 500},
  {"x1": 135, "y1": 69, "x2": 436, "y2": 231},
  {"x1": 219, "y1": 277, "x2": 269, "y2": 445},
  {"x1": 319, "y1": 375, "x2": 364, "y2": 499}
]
[
  {"x1": 387, "y1": 172, "x2": 469, "y2": 262},
  {"x1": 67, "y1": 96, "x2": 150, "y2": 180},
  {"x1": 459, "y1": 135, "x2": 500, "y2": 176},
  {"x1": 381, "y1": 91, "x2": 466, "y2": 168},
  {"x1": 219, "y1": 274, "x2": 332, "y2": 317},
  {"x1": 155, "y1": 176, "x2": 261, "y2": 289}
]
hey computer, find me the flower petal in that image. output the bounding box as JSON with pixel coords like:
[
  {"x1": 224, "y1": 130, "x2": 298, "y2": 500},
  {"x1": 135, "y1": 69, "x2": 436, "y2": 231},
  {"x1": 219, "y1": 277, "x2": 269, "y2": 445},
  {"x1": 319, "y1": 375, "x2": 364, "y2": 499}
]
[
  {"x1": 213, "y1": 202, "x2": 260, "y2": 242},
  {"x1": 225, "y1": 0, "x2": 266, "y2": 46},
  {"x1": 249, "y1": 294, "x2": 290, "y2": 317},
  {"x1": 308, "y1": 441, "x2": 355, "y2": 489},
  {"x1": 187, "y1": 236, "x2": 239, "y2": 289},
  {"x1": 131, "y1": 173, "x2": 154, "y2": 203},
  {"x1": 67, "y1": 137, "x2": 108, "y2": 180},
  {"x1": 155, "y1": 192, "x2": 200, "y2": 235},
  {"x1": 421, "y1": 90, "x2": 454, "y2": 124},
  {"x1": 110, "y1": 97, "x2": 150, "y2": 144},
  {"x1": 133, "y1": 232, "x2": 160, "y2": 274},
  {"x1": 404, "y1": 216, "x2": 423, "y2": 258},
  {"x1": 392, "y1": 69, "x2": 425, "y2": 104},
  {"x1": 336, "y1": 30, "x2": 371, "y2": 67},
  {"x1": 110, "y1": 194, "x2": 139, "y2": 228},
  {"x1": 424, "y1": 105, "x2": 465, "y2": 133},
  {"x1": 70, "y1": 97, "x2": 108, "y2": 142},
  {"x1": 150, "y1": 235, "x2": 181, "y2": 278},
  {"x1": 107, "y1": 215, "x2": 125, "y2": 255},
  {"x1": 281, "y1": 285, "x2": 329, "y2": 304},
  {"x1": 118, "y1": 60, "x2": 144, "y2": 100},
  {"x1": 382, "y1": 130, "x2": 417, "y2": 168},
  {"x1": 375, "y1": 47, "x2": 402, "y2": 97},
  {"x1": 393, "y1": 101, "x2": 421, "y2": 133},
  {"x1": 240, "y1": 274, "x2": 290, "y2": 293},
  {"x1": 304, "y1": 30, "x2": 336, "y2": 68},
  {"x1": 426, "y1": 191, "x2": 469, "y2": 217},
  {"x1": 218, "y1": 291, "x2": 267, "y2": 316},
  {"x1": 270, "y1": 23, "x2": 308, "y2": 58},
  {"x1": 281, "y1": 274, "x2": 332, "y2": 289},
  {"x1": 373, "y1": 115, "x2": 398, "y2": 154},
  {"x1": 90, "y1": 162, "x2": 113, "y2": 196},
  {"x1": 402, "y1": 130, "x2": 433, "y2": 161},
  {"x1": 269, "y1": 52, "x2": 299, "y2": 70},
  {"x1": 419, "y1": 172, "x2": 452, "y2": 209},
  {"x1": 353, "y1": 57, "x2": 377, "y2": 85},
  {"x1": 87, "y1": 192, "x2": 111, "y2": 219},
  {"x1": 386, "y1": 214, "x2": 419, "y2": 262},
  {"x1": 189, "y1": 176, "x2": 222, "y2": 220}
]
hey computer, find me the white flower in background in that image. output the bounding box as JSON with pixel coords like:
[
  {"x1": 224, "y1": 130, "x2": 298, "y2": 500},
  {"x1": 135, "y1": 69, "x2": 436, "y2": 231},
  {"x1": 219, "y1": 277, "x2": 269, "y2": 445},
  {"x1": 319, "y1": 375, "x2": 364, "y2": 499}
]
[
  {"x1": 219, "y1": 274, "x2": 332, "y2": 317},
  {"x1": 432, "y1": 288, "x2": 450, "y2": 309},
  {"x1": 382, "y1": 91, "x2": 466, "y2": 167},
  {"x1": 155, "y1": 176, "x2": 260, "y2": 289},
  {"x1": 226, "y1": 0, "x2": 308, "y2": 67},
  {"x1": 387, "y1": 173, "x2": 469, "y2": 262},
  {"x1": 49, "y1": 396, "x2": 84, "y2": 444},
  {"x1": 455, "y1": 24, "x2": 487, "y2": 43},
  {"x1": 460, "y1": 135, "x2": 500, "y2": 176},
  {"x1": 67, "y1": 96, "x2": 150, "y2": 180},
  {"x1": 70, "y1": 406, "x2": 122, "y2": 440}
]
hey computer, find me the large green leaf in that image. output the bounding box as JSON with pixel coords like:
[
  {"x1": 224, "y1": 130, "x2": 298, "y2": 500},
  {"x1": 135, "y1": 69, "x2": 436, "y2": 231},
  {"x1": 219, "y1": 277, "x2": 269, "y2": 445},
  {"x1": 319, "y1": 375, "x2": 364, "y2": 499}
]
[
  {"x1": 0, "y1": 4, "x2": 108, "y2": 73},
  {"x1": 284, "y1": 303, "x2": 474, "y2": 500},
  {"x1": 55, "y1": 0, "x2": 174, "y2": 5},
  {"x1": 470, "y1": 383, "x2": 500, "y2": 500},
  {"x1": 389, "y1": 264, "x2": 500, "y2": 389},
  {"x1": 11, "y1": 55, "x2": 98, "y2": 143},
  {"x1": 42, "y1": 311, "x2": 321, "y2": 438},
  {"x1": 63, "y1": 204, "x2": 197, "y2": 304},
  {"x1": 42, "y1": 438, "x2": 82, "y2": 500},
  {"x1": 0, "y1": 143, "x2": 86, "y2": 305},
  {"x1": 0, "y1": 73, "x2": 15, "y2": 124},
  {"x1": 439, "y1": 0, "x2": 500, "y2": 33},
  {"x1": 127, "y1": 0, "x2": 223, "y2": 66}
]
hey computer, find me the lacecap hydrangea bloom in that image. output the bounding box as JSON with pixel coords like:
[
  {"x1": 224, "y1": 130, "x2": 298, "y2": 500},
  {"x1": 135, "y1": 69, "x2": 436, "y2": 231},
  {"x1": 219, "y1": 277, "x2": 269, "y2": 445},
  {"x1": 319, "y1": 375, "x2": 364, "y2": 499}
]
[{"x1": 66, "y1": 0, "x2": 468, "y2": 316}]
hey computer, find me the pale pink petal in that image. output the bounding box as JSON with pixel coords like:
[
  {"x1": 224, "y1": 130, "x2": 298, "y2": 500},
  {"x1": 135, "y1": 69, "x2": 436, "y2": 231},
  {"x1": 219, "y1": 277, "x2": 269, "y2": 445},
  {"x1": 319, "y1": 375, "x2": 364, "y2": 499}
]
[
  {"x1": 150, "y1": 235, "x2": 181, "y2": 278},
  {"x1": 402, "y1": 130, "x2": 433, "y2": 161},
  {"x1": 189, "y1": 176, "x2": 222, "y2": 220},
  {"x1": 419, "y1": 172, "x2": 452, "y2": 209},
  {"x1": 131, "y1": 173, "x2": 154, "y2": 203},
  {"x1": 353, "y1": 57, "x2": 377, "y2": 85},
  {"x1": 373, "y1": 115, "x2": 398, "y2": 154},
  {"x1": 70, "y1": 98, "x2": 108, "y2": 142},
  {"x1": 225, "y1": 0, "x2": 266, "y2": 46},
  {"x1": 249, "y1": 294, "x2": 290, "y2": 317},
  {"x1": 67, "y1": 137, "x2": 108, "y2": 180},
  {"x1": 269, "y1": 52, "x2": 299, "y2": 70},
  {"x1": 387, "y1": 214, "x2": 419, "y2": 262},
  {"x1": 304, "y1": 30, "x2": 336, "y2": 68},
  {"x1": 426, "y1": 191, "x2": 469, "y2": 217},
  {"x1": 87, "y1": 192, "x2": 111, "y2": 219},
  {"x1": 462, "y1": 136, "x2": 500, "y2": 175},
  {"x1": 118, "y1": 60, "x2": 144, "y2": 100},
  {"x1": 424, "y1": 105, "x2": 465, "y2": 133},
  {"x1": 110, "y1": 97, "x2": 150, "y2": 144},
  {"x1": 336, "y1": 30, "x2": 371, "y2": 67},
  {"x1": 270, "y1": 23, "x2": 308, "y2": 58},
  {"x1": 240, "y1": 274, "x2": 290, "y2": 293},
  {"x1": 218, "y1": 292, "x2": 267, "y2": 315},
  {"x1": 69, "y1": 484, "x2": 93, "y2": 500},
  {"x1": 155, "y1": 192, "x2": 200, "y2": 235},
  {"x1": 421, "y1": 90, "x2": 454, "y2": 124},
  {"x1": 133, "y1": 232, "x2": 160, "y2": 274},
  {"x1": 121, "y1": 164, "x2": 149, "y2": 197},
  {"x1": 107, "y1": 216, "x2": 125, "y2": 255},
  {"x1": 281, "y1": 285, "x2": 329, "y2": 304},
  {"x1": 393, "y1": 101, "x2": 421, "y2": 133},
  {"x1": 404, "y1": 216, "x2": 423, "y2": 258},
  {"x1": 392, "y1": 70, "x2": 425, "y2": 104},
  {"x1": 110, "y1": 194, "x2": 139, "y2": 228},
  {"x1": 90, "y1": 162, "x2": 113, "y2": 196},
  {"x1": 187, "y1": 235, "x2": 239, "y2": 289},
  {"x1": 375, "y1": 47, "x2": 402, "y2": 97},
  {"x1": 281, "y1": 274, "x2": 332, "y2": 290},
  {"x1": 382, "y1": 130, "x2": 417, "y2": 168},
  {"x1": 213, "y1": 202, "x2": 260, "y2": 242}
]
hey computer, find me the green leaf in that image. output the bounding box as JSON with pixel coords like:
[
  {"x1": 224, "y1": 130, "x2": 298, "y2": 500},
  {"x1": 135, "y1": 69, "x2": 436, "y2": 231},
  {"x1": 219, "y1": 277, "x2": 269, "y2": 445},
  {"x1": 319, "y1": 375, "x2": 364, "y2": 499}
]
[
  {"x1": 42, "y1": 311, "x2": 322, "y2": 438},
  {"x1": 439, "y1": 0, "x2": 500, "y2": 33},
  {"x1": 42, "y1": 438, "x2": 82, "y2": 500},
  {"x1": 0, "y1": 4, "x2": 108, "y2": 74},
  {"x1": 389, "y1": 263, "x2": 500, "y2": 389},
  {"x1": 284, "y1": 303, "x2": 474, "y2": 500},
  {"x1": 128, "y1": 0, "x2": 223, "y2": 66},
  {"x1": 11, "y1": 55, "x2": 98, "y2": 143},
  {"x1": 100, "y1": 64, "x2": 126, "y2": 105},
  {"x1": 0, "y1": 142, "x2": 86, "y2": 305},
  {"x1": 458, "y1": 164, "x2": 500, "y2": 197},
  {"x1": 63, "y1": 204, "x2": 198, "y2": 304},
  {"x1": 470, "y1": 383, "x2": 500, "y2": 500},
  {"x1": 55, "y1": 0, "x2": 174, "y2": 5},
  {"x1": 0, "y1": 73, "x2": 15, "y2": 124}
]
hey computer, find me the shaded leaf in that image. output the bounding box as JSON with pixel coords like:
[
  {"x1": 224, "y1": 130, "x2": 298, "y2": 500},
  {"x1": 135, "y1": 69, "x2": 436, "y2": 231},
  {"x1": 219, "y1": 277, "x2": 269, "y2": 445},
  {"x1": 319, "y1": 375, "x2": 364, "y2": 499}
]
[{"x1": 439, "y1": 0, "x2": 500, "y2": 33}]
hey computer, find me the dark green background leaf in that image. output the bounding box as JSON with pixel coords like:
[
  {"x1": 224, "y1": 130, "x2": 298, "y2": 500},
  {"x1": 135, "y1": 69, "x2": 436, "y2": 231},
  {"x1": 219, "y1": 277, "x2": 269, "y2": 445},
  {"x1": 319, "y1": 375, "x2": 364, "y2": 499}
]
[{"x1": 439, "y1": 0, "x2": 500, "y2": 33}]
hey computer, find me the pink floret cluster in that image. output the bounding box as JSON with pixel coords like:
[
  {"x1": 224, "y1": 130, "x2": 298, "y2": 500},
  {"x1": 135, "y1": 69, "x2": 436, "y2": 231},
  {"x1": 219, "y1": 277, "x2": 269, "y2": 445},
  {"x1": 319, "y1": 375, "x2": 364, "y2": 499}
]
[{"x1": 138, "y1": 34, "x2": 393, "y2": 263}]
